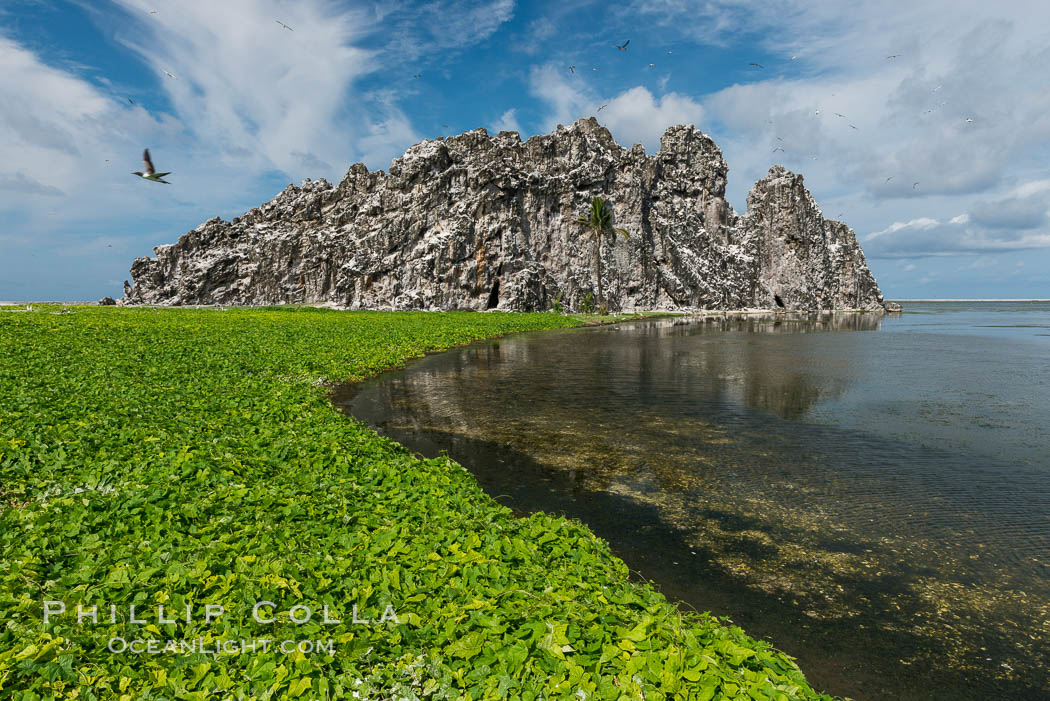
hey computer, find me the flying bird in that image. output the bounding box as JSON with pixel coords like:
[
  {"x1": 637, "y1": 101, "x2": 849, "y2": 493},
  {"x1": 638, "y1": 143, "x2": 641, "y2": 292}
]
[
  {"x1": 132, "y1": 149, "x2": 171, "y2": 184},
  {"x1": 886, "y1": 54, "x2": 901, "y2": 59},
  {"x1": 592, "y1": 67, "x2": 598, "y2": 71},
  {"x1": 790, "y1": 55, "x2": 798, "y2": 60},
  {"x1": 127, "y1": 97, "x2": 134, "y2": 104},
  {"x1": 834, "y1": 112, "x2": 846, "y2": 118},
  {"x1": 965, "y1": 118, "x2": 974, "y2": 123},
  {"x1": 913, "y1": 182, "x2": 919, "y2": 189},
  {"x1": 413, "y1": 73, "x2": 422, "y2": 78},
  {"x1": 648, "y1": 63, "x2": 654, "y2": 67},
  {"x1": 149, "y1": 9, "x2": 157, "y2": 14},
  {"x1": 848, "y1": 124, "x2": 858, "y2": 129},
  {"x1": 164, "y1": 71, "x2": 176, "y2": 79},
  {"x1": 616, "y1": 40, "x2": 630, "y2": 51},
  {"x1": 597, "y1": 104, "x2": 608, "y2": 112},
  {"x1": 885, "y1": 176, "x2": 894, "y2": 183},
  {"x1": 749, "y1": 62, "x2": 763, "y2": 68},
  {"x1": 275, "y1": 19, "x2": 293, "y2": 31},
  {"x1": 569, "y1": 65, "x2": 575, "y2": 74},
  {"x1": 772, "y1": 146, "x2": 784, "y2": 153},
  {"x1": 814, "y1": 109, "x2": 821, "y2": 115},
  {"x1": 667, "y1": 50, "x2": 673, "y2": 54}
]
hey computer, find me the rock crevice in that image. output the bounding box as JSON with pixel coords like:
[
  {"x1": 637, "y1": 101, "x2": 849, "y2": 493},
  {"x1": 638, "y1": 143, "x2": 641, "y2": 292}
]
[{"x1": 124, "y1": 118, "x2": 884, "y2": 311}]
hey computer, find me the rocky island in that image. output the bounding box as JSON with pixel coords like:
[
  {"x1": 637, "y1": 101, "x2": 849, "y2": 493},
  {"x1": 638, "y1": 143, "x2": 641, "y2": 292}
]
[{"x1": 124, "y1": 118, "x2": 884, "y2": 312}]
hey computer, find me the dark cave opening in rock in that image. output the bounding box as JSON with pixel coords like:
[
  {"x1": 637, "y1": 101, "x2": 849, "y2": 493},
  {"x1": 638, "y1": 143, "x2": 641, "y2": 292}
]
[
  {"x1": 486, "y1": 279, "x2": 500, "y2": 309},
  {"x1": 774, "y1": 294, "x2": 786, "y2": 309}
]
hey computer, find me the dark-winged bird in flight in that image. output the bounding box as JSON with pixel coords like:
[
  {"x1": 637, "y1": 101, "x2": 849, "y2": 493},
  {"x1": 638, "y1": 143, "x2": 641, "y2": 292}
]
[
  {"x1": 132, "y1": 149, "x2": 171, "y2": 184},
  {"x1": 616, "y1": 40, "x2": 630, "y2": 51}
]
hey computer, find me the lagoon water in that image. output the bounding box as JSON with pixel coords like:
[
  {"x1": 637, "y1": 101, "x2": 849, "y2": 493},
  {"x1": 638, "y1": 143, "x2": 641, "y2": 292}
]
[{"x1": 334, "y1": 302, "x2": 1050, "y2": 700}]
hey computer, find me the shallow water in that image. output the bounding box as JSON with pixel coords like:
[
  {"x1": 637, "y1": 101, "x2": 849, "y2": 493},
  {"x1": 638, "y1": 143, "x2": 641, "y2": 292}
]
[{"x1": 333, "y1": 303, "x2": 1050, "y2": 700}]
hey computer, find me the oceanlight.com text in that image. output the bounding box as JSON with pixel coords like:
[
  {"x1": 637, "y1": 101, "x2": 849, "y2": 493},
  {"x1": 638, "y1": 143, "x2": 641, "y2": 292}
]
[{"x1": 107, "y1": 637, "x2": 336, "y2": 655}]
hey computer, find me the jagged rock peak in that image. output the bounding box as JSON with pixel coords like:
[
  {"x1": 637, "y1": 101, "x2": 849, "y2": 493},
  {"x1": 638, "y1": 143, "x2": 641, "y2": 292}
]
[{"x1": 124, "y1": 119, "x2": 883, "y2": 312}]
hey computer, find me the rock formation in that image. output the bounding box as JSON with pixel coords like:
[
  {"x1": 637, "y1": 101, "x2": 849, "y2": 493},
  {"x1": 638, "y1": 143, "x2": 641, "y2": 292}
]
[{"x1": 124, "y1": 118, "x2": 884, "y2": 312}]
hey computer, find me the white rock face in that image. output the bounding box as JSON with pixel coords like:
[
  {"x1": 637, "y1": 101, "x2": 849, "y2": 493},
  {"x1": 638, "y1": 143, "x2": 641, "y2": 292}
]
[{"x1": 124, "y1": 118, "x2": 884, "y2": 312}]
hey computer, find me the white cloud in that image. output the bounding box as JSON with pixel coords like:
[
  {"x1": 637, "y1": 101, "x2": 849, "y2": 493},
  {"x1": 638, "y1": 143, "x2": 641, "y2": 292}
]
[
  {"x1": 628, "y1": 0, "x2": 773, "y2": 47},
  {"x1": 492, "y1": 108, "x2": 522, "y2": 134},
  {"x1": 107, "y1": 0, "x2": 394, "y2": 178},
  {"x1": 529, "y1": 63, "x2": 592, "y2": 129},
  {"x1": 517, "y1": 17, "x2": 556, "y2": 54},
  {"x1": 866, "y1": 217, "x2": 940, "y2": 241},
  {"x1": 862, "y1": 196, "x2": 1050, "y2": 258},
  {"x1": 600, "y1": 87, "x2": 705, "y2": 152},
  {"x1": 381, "y1": 0, "x2": 516, "y2": 60},
  {"x1": 0, "y1": 172, "x2": 66, "y2": 197},
  {"x1": 529, "y1": 65, "x2": 704, "y2": 152}
]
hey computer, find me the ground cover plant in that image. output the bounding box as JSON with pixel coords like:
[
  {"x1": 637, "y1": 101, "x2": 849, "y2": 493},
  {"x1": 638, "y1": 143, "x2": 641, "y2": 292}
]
[{"x1": 0, "y1": 307, "x2": 834, "y2": 700}]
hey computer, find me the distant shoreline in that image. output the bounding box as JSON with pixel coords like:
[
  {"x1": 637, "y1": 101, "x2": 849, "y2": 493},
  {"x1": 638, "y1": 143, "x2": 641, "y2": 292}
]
[
  {"x1": 0, "y1": 301, "x2": 93, "y2": 306},
  {"x1": 4, "y1": 299, "x2": 1048, "y2": 307}
]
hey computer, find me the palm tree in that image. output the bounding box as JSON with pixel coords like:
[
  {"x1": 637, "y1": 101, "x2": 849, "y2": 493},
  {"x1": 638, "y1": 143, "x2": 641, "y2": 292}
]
[{"x1": 576, "y1": 196, "x2": 629, "y2": 314}]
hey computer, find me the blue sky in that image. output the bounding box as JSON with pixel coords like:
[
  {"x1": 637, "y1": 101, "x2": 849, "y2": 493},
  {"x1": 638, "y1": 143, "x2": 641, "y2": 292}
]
[{"x1": 2, "y1": 0, "x2": 1049, "y2": 301}]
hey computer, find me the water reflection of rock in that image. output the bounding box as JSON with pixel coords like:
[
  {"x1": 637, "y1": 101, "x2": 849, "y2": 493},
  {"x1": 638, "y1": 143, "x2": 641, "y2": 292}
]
[
  {"x1": 355, "y1": 315, "x2": 876, "y2": 459},
  {"x1": 648, "y1": 311, "x2": 883, "y2": 334},
  {"x1": 346, "y1": 316, "x2": 881, "y2": 523}
]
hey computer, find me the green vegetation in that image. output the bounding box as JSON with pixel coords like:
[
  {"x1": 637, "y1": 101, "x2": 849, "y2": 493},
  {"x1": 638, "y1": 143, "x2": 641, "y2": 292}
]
[
  {"x1": 0, "y1": 307, "x2": 832, "y2": 700},
  {"x1": 576, "y1": 196, "x2": 630, "y2": 315}
]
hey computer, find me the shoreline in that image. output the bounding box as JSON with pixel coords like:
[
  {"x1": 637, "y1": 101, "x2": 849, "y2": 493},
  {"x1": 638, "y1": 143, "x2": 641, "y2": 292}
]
[
  {"x1": 3, "y1": 300, "x2": 889, "y2": 314},
  {"x1": 8, "y1": 297, "x2": 1049, "y2": 308}
]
